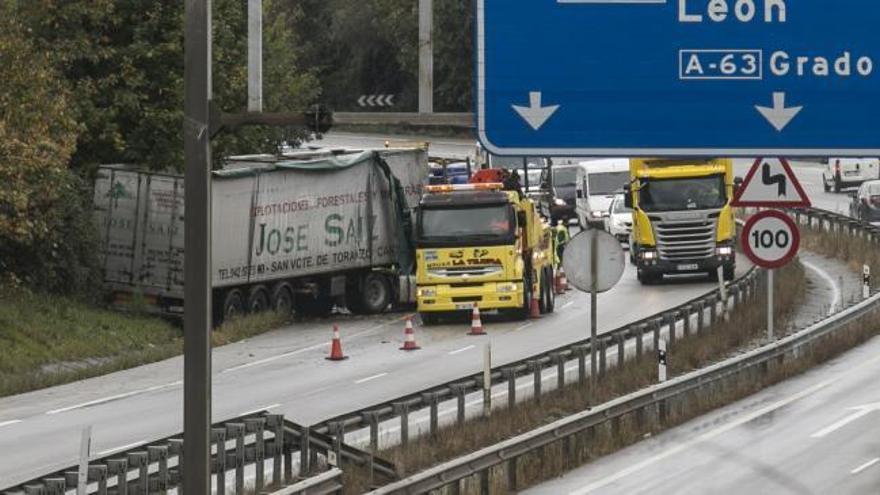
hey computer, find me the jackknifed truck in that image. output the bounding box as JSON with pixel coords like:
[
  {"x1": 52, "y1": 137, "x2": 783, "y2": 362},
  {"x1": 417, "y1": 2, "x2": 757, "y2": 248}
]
[{"x1": 93, "y1": 148, "x2": 427, "y2": 323}]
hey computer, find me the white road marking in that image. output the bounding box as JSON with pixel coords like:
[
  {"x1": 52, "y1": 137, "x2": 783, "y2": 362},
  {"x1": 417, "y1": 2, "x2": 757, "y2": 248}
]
[
  {"x1": 448, "y1": 345, "x2": 476, "y2": 355},
  {"x1": 801, "y1": 259, "x2": 842, "y2": 315},
  {"x1": 516, "y1": 322, "x2": 534, "y2": 331},
  {"x1": 221, "y1": 317, "x2": 405, "y2": 374},
  {"x1": 46, "y1": 381, "x2": 182, "y2": 415},
  {"x1": 567, "y1": 379, "x2": 834, "y2": 495},
  {"x1": 355, "y1": 373, "x2": 388, "y2": 384},
  {"x1": 95, "y1": 440, "x2": 145, "y2": 458},
  {"x1": 0, "y1": 420, "x2": 21, "y2": 428},
  {"x1": 561, "y1": 301, "x2": 575, "y2": 310},
  {"x1": 810, "y1": 407, "x2": 879, "y2": 439},
  {"x1": 850, "y1": 458, "x2": 880, "y2": 475},
  {"x1": 239, "y1": 403, "x2": 280, "y2": 417}
]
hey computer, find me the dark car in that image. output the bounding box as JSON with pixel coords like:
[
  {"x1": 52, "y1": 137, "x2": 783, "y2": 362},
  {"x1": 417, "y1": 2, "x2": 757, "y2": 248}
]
[
  {"x1": 539, "y1": 165, "x2": 580, "y2": 224},
  {"x1": 850, "y1": 180, "x2": 880, "y2": 224}
]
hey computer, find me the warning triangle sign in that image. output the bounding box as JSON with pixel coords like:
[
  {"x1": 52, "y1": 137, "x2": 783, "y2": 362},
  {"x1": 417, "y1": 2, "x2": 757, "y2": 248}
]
[{"x1": 731, "y1": 158, "x2": 811, "y2": 207}]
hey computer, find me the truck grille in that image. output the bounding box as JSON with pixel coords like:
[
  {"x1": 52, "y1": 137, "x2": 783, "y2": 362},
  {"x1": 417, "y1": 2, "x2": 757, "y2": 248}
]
[
  {"x1": 654, "y1": 220, "x2": 716, "y2": 261},
  {"x1": 428, "y1": 266, "x2": 503, "y2": 278}
]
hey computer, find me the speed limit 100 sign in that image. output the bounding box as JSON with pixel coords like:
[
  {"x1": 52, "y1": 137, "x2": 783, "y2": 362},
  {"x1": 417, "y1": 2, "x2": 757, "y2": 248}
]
[{"x1": 742, "y1": 210, "x2": 800, "y2": 269}]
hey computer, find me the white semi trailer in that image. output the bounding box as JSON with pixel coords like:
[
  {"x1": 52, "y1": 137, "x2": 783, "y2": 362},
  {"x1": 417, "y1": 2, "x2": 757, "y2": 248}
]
[{"x1": 93, "y1": 148, "x2": 427, "y2": 323}]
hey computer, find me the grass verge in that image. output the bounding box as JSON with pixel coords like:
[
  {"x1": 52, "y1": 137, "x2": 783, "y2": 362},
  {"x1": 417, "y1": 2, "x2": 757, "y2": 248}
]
[
  {"x1": 339, "y1": 262, "x2": 806, "y2": 493},
  {"x1": 0, "y1": 285, "x2": 284, "y2": 398}
]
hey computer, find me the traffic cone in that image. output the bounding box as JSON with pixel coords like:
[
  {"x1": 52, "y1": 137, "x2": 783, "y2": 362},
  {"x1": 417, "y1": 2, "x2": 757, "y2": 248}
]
[
  {"x1": 560, "y1": 267, "x2": 571, "y2": 291},
  {"x1": 469, "y1": 305, "x2": 485, "y2": 335},
  {"x1": 326, "y1": 324, "x2": 348, "y2": 361},
  {"x1": 530, "y1": 288, "x2": 542, "y2": 319},
  {"x1": 400, "y1": 317, "x2": 421, "y2": 351},
  {"x1": 554, "y1": 269, "x2": 565, "y2": 295}
]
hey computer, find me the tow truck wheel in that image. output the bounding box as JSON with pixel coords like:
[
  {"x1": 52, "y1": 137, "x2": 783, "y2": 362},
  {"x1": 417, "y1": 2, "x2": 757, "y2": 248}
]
[
  {"x1": 544, "y1": 268, "x2": 556, "y2": 313},
  {"x1": 539, "y1": 271, "x2": 549, "y2": 314}
]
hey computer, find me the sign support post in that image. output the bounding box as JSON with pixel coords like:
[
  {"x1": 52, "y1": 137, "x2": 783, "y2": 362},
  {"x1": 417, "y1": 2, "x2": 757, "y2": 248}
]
[
  {"x1": 767, "y1": 269, "x2": 774, "y2": 340},
  {"x1": 589, "y1": 229, "x2": 598, "y2": 388}
]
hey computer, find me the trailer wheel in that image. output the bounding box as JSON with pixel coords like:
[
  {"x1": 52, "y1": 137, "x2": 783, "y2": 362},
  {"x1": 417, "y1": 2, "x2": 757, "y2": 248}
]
[
  {"x1": 358, "y1": 273, "x2": 392, "y2": 314},
  {"x1": 247, "y1": 285, "x2": 270, "y2": 313},
  {"x1": 221, "y1": 289, "x2": 245, "y2": 321},
  {"x1": 544, "y1": 268, "x2": 556, "y2": 313},
  {"x1": 271, "y1": 283, "x2": 294, "y2": 317}
]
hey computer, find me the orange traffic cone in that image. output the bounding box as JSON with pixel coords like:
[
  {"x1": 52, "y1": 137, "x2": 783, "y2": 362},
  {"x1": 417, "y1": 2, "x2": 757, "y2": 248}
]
[
  {"x1": 530, "y1": 287, "x2": 542, "y2": 319},
  {"x1": 554, "y1": 269, "x2": 565, "y2": 295},
  {"x1": 469, "y1": 305, "x2": 485, "y2": 335},
  {"x1": 326, "y1": 324, "x2": 348, "y2": 361},
  {"x1": 560, "y1": 267, "x2": 571, "y2": 291},
  {"x1": 400, "y1": 317, "x2": 421, "y2": 351}
]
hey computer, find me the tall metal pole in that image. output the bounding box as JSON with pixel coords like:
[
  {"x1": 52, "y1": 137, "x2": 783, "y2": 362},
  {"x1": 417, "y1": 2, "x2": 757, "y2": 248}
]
[
  {"x1": 184, "y1": 0, "x2": 213, "y2": 491},
  {"x1": 767, "y1": 269, "x2": 774, "y2": 340},
  {"x1": 418, "y1": 0, "x2": 434, "y2": 114},
  {"x1": 247, "y1": 0, "x2": 263, "y2": 112},
  {"x1": 590, "y1": 230, "x2": 598, "y2": 385}
]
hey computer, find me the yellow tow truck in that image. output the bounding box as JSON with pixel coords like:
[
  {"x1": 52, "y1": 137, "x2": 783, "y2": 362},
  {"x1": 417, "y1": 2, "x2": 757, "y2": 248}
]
[
  {"x1": 625, "y1": 158, "x2": 738, "y2": 285},
  {"x1": 415, "y1": 174, "x2": 555, "y2": 324}
]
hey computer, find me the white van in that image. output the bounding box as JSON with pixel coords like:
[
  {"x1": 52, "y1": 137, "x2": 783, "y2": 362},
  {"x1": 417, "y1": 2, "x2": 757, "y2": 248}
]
[
  {"x1": 575, "y1": 158, "x2": 631, "y2": 228},
  {"x1": 823, "y1": 158, "x2": 880, "y2": 192}
]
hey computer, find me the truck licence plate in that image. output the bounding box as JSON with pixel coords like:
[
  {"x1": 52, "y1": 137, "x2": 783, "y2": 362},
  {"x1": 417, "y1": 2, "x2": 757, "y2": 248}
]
[
  {"x1": 677, "y1": 264, "x2": 699, "y2": 271},
  {"x1": 845, "y1": 170, "x2": 860, "y2": 176},
  {"x1": 455, "y1": 303, "x2": 475, "y2": 310}
]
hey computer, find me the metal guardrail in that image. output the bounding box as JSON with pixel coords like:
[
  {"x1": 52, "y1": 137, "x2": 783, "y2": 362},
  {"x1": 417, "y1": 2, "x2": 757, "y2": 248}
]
[
  {"x1": 312, "y1": 257, "x2": 760, "y2": 447},
  {"x1": 366, "y1": 206, "x2": 880, "y2": 494},
  {"x1": 2, "y1": 412, "x2": 395, "y2": 495},
  {"x1": 267, "y1": 468, "x2": 343, "y2": 495}
]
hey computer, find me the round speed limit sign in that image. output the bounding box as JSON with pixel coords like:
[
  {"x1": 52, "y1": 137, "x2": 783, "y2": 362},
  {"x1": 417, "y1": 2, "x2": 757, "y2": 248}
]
[{"x1": 741, "y1": 210, "x2": 800, "y2": 268}]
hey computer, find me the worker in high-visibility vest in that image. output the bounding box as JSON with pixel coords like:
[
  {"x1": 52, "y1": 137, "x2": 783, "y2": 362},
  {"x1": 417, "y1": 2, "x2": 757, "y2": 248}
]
[{"x1": 551, "y1": 219, "x2": 570, "y2": 265}]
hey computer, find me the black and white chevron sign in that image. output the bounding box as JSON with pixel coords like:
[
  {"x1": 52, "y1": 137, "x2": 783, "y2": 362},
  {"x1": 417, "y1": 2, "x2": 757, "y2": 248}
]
[{"x1": 358, "y1": 94, "x2": 396, "y2": 108}]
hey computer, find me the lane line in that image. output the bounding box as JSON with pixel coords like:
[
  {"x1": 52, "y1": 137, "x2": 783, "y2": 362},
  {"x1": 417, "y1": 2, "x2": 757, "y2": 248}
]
[
  {"x1": 810, "y1": 408, "x2": 876, "y2": 439},
  {"x1": 45, "y1": 381, "x2": 182, "y2": 415},
  {"x1": 95, "y1": 440, "x2": 146, "y2": 458},
  {"x1": 355, "y1": 373, "x2": 388, "y2": 385},
  {"x1": 240, "y1": 403, "x2": 281, "y2": 417},
  {"x1": 561, "y1": 301, "x2": 575, "y2": 310},
  {"x1": 0, "y1": 420, "x2": 22, "y2": 429},
  {"x1": 221, "y1": 316, "x2": 406, "y2": 374},
  {"x1": 567, "y1": 379, "x2": 834, "y2": 495},
  {"x1": 448, "y1": 345, "x2": 476, "y2": 355},
  {"x1": 851, "y1": 458, "x2": 880, "y2": 475},
  {"x1": 516, "y1": 322, "x2": 534, "y2": 331},
  {"x1": 801, "y1": 259, "x2": 842, "y2": 315}
]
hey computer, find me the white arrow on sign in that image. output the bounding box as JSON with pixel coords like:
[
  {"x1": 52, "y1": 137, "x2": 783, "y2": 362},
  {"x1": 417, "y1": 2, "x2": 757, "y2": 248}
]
[
  {"x1": 512, "y1": 91, "x2": 560, "y2": 131},
  {"x1": 755, "y1": 92, "x2": 803, "y2": 132},
  {"x1": 810, "y1": 402, "x2": 880, "y2": 439}
]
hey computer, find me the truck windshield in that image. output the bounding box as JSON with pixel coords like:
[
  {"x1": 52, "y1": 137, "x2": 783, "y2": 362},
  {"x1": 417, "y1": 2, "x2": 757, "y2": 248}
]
[
  {"x1": 640, "y1": 175, "x2": 727, "y2": 212},
  {"x1": 419, "y1": 205, "x2": 515, "y2": 245},
  {"x1": 589, "y1": 172, "x2": 629, "y2": 196}
]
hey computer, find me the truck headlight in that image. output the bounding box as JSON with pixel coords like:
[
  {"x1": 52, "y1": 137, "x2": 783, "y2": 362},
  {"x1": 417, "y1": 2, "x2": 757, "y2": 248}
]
[
  {"x1": 554, "y1": 198, "x2": 567, "y2": 206},
  {"x1": 496, "y1": 283, "x2": 517, "y2": 293},
  {"x1": 418, "y1": 288, "x2": 436, "y2": 297},
  {"x1": 641, "y1": 250, "x2": 658, "y2": 260},
  {"x1": 716, "y1": 246, "x2": 733, "y2": 256}
]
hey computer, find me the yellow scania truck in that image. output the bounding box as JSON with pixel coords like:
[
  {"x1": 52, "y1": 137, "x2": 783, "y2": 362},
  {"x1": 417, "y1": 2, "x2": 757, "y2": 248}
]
[
  {"x1": 625, "y1": 158, "x2": 737, "y2": 285},
  {"x1": 415, "y1": 178, "x2": 555, "y2": 324}
]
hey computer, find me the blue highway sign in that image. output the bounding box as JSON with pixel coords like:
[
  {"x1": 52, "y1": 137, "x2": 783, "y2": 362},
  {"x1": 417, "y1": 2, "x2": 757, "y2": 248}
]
[{"x1": 477, "y1": 0, "x2": 880, "y2": 156}]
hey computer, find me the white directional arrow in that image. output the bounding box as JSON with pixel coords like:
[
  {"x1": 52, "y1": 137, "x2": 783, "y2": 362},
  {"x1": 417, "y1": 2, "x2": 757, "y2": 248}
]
[
  {"x1": 810, "y1": 402, "x2": 880, "y2": 438},
  {"x1": 755, "y1": 92, "x2": 803, "y2": 132},
  {"x1": 512, "y1": 91, "x2": 560, "y2": 131}
]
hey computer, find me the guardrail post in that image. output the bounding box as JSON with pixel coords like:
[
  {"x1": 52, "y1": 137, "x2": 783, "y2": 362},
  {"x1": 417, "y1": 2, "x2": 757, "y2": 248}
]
[
  {"x1": 393, "y1": 402, "x2": 410, "y2": 447},
  {"x1": 635, "y1": 405, "x2": 647, "y2": 430},
  {"x1": 245, "y1": 418, "x2": 266, "y2": 492},
  {"x1": 529, "y1": 360, "x2": 543, "y2": 402},
  {"x1": 423, "y1": 392, "x2": 440, "y2": 436},
  {"x1": 709, "y1": 294, "x2": 717, "y2": 325},
  {"x1": 507, "y1": 457, "x2": 518, "y2": 490},
  {"x1": 226, "y1": 423, "x2": 245, "y2": 494},
  {"x1": 300, "y1": 425, "x2": 311, "y2": 477},
  {"x1": 44, "y1": 478, "x2": 65, "y2": 494},
  {"x1": 362, "y1": 411, "x2": 381, "y2": 453},
  {"x1": 616, "y1": 334, "x2": 625, "y2": 369},
  {"x1": 653, "y1": 318, "x2": 662, "y2": 351},
  {"x1": 636, "y1": 324, "x2": 645, "y2": 358},
  {"x1": 106, "y1": 459, "x2": 128, "y2": 495},
  {"x1": 598, "y1": 339, "x2": 607, "y2": 376},
  {"x1": 148, "y1": 445, "x2": 169, "y2": 492},
  {"x1": 574, "y1": 345, "x2": 588, "y2": 384},
  {"x1": 127, "y1": 452, "x2": 148, "y2": 494},
  {"x1": 502, "y1": 368, "x2": 517, "y2": 408},
  {"x1": 211, "y1": 428, "x2": 227, "y2": 495},
  {"x1": 88, "y1": 464, "x2": 108, "y2": 495},
  {"x1": 696, "y1": 301, "x2": 705, "y2": 333},
  {"x1": 479, "y1": 468, "x2": 490, "y2": 494},
  {"x1": 666, "y1": 313, "x2": 676, "y2": 346},
  {"x1": 658, "y1": 399, "x2": 668, "y2": 425},
  {"x1": 331, "y1": 422, "x2": 345, "y2": 469},
  {"x1": 552, "y1": 352, "x2": 566, "y2": 389},
  {"x1": 683, "y1": 305, "x2": 692, "y2": 337},
  {"x1": 451, "y1": 384, "x2": 467, "y2": 424},
  {"x1": 268, "y1": 414, "x2": 284, "y2": 486}
]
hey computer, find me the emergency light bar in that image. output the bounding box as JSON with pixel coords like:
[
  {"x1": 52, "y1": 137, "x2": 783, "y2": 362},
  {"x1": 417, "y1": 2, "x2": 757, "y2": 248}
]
[{"x1": 424, "y1": 183, "x2": 504, "y2": 193}]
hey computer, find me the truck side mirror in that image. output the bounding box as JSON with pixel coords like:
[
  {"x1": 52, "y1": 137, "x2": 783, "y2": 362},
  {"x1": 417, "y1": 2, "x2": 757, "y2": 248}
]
[
  {"x1": 576, "y1": 190, "x2": 584, "y2": 199},
  {"x1": 517, "y1": 211, "x2": 527, "y2": 228},
  {"x1": 733, "y1": 176, "x2": 744, "y2": 195},
  {"x1": 623, "y1": 184, "x2": 633, "y2": 209}
]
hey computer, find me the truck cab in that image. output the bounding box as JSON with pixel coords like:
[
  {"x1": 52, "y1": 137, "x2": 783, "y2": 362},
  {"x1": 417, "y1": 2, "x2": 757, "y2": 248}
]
[
  {"x1": 626, "y1": 158, "x2": 737, "y2": 285},
  {"x1": 415, "y1": 180, "x2": 555, "y2": 324}
]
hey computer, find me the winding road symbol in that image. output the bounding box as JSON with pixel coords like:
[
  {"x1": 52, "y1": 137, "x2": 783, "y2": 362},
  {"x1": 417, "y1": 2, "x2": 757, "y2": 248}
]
[{"x1": 762, "y1": 161, "x2": 787, "y2": 197}]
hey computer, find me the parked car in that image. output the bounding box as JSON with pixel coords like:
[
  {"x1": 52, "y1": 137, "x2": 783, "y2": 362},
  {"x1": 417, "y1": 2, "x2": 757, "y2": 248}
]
[
  {"x1": 823, "y1": 158, "x2": 879, "y2": 192},
  {"x1": 604, "y1": 193, "x2": 632, "y2": 246},
  {"x1": 574, "y1": 158, "x2": 631, "y2": 228},
  {"x1": 849, "y1": 180, "x2": 880, "y2": 224}
]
